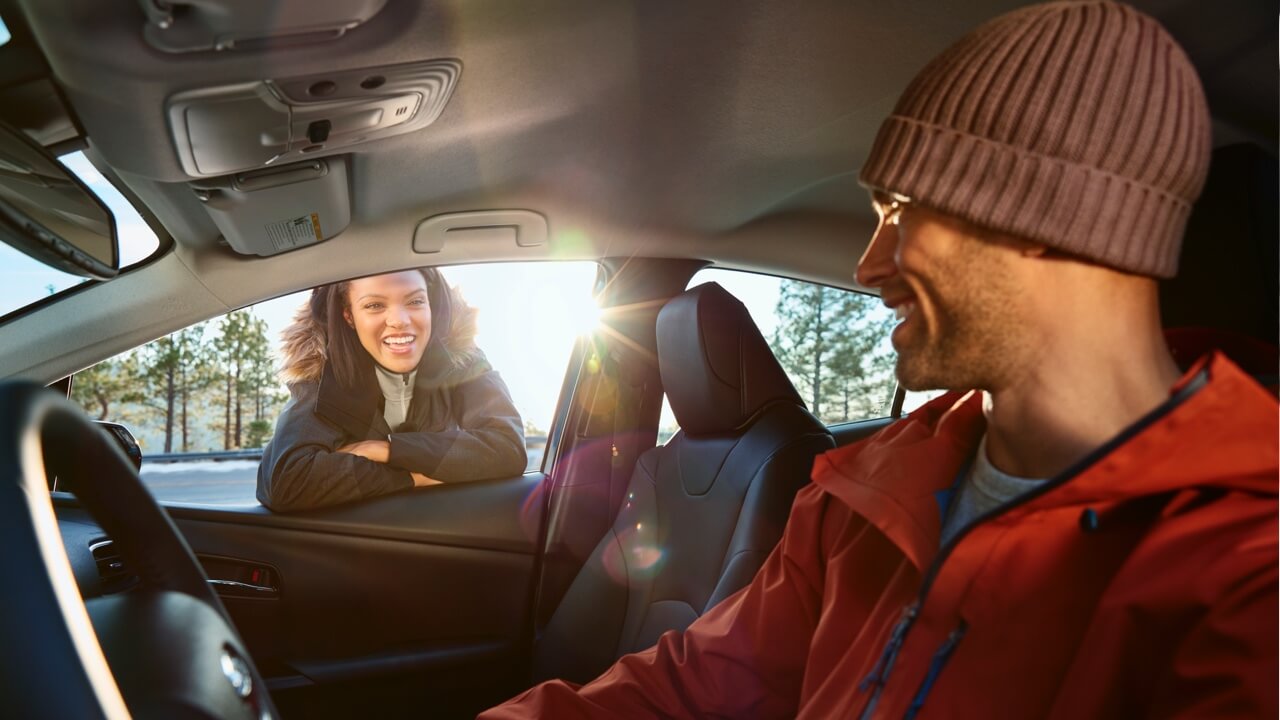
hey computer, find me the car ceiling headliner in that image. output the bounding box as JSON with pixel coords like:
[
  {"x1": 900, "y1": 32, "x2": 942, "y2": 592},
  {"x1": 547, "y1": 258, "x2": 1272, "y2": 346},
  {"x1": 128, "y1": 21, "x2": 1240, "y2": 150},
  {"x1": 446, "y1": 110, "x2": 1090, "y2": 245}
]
[
  {"x1": 0, "y1": 0, "x2": 1275, "y2": 382},
  {"x1": 14, "y1": 0, "x2": 1275, "y2": 254}
]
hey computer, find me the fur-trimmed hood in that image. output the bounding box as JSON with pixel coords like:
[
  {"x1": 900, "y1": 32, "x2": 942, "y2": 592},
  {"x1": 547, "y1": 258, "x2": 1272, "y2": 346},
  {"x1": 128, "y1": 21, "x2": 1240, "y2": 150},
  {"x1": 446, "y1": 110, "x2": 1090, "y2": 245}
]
[{"x1": 277, "y1": 284, "x2": 482, "y2": 386}]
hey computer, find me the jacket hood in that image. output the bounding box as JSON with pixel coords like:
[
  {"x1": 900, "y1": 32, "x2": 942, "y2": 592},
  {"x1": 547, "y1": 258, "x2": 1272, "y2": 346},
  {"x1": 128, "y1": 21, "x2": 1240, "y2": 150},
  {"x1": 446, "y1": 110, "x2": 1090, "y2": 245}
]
[
  {"x1": 277, "y1": 283, "x2": 483, "y2": 386},
  {"x1": 811, "y1": 352, "x2": 1279, "y2": 572}
]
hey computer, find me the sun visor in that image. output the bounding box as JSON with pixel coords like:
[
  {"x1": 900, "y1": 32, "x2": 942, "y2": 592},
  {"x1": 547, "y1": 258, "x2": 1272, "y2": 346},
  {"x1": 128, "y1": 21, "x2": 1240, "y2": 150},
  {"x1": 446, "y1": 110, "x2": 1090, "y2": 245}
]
[
  {"x1": 167, "y1": 59, "x2": 461, "y2": 177},
  {"x1": 192, "y1": 158, "x2": 349, "y2": 256}
]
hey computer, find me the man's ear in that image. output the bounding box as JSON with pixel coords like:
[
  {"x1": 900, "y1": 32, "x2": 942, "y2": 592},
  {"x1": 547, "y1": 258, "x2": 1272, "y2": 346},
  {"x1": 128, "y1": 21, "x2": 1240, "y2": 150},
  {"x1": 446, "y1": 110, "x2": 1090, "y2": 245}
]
[{"x1": 343, "y1": 308, "x2": 354, "y2": 328}]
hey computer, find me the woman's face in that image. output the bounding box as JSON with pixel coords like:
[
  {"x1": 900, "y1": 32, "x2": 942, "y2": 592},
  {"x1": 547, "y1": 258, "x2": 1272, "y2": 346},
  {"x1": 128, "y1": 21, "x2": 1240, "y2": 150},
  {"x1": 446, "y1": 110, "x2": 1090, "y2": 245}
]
[{"x1": 343, "y1": 271, "x2": 433, "y2": 374}]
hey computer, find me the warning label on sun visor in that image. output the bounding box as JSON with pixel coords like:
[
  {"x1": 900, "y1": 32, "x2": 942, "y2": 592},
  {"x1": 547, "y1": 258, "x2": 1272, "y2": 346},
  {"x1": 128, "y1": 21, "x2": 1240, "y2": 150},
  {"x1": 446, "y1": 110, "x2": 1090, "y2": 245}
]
[{"x1": 265, "y1": 213, "x2": 323, "y2": 251}]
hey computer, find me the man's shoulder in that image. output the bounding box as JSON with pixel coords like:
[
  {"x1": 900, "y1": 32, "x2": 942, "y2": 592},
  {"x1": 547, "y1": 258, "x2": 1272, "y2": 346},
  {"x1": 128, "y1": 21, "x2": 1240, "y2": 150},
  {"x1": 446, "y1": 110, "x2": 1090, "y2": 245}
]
[{"x1": 1118, "y1": 481, "x2": 1277, "y2": 618}]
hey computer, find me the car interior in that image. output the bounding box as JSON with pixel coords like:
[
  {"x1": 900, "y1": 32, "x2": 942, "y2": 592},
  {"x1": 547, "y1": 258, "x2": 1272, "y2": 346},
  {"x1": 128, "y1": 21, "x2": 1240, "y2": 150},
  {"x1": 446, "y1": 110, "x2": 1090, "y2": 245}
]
[{"x1": 0, "y1": 1, "x2": 1273, "y2": 719}]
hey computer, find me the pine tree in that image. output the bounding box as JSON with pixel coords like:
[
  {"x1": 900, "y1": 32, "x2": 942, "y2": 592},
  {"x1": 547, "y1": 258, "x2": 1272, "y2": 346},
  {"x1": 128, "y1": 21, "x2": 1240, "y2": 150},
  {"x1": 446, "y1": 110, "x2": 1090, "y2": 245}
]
[
  {"x1": 212, "y1": 310, "x2": 255, "y2": 450},
  {"x1": 772, "y1": 281, "x2": 896, "y2": 424},
  {"x1": 71, "y1": 357, "x2": 135, "y2": 421},
  {"x1": 240, "y1": 316, "x2": 281, "y2": 447},
  {"x1": 772, "y1": 282, "x2": 838, "y2": 418},
  {"x1": 175, "y1": 323, "x2": 217, "y2": 452},
  {"x1": 128, "y1": 325, "x2": 216, "y2": 453}
]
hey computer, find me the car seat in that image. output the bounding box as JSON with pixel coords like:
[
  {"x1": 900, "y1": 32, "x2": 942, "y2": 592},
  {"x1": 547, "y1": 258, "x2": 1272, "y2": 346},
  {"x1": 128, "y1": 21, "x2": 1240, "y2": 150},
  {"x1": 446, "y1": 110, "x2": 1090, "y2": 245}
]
[{"x1": 532, "y1": 282, "x2": 835, "y2": 684}]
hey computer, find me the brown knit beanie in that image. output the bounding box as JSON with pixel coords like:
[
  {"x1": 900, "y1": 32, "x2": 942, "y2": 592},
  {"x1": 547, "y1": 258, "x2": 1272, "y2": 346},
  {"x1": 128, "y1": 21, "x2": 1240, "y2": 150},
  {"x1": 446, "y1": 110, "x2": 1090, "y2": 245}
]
[{"x1": 859, "y1": 1, "x2": 1211, "y2": 278}]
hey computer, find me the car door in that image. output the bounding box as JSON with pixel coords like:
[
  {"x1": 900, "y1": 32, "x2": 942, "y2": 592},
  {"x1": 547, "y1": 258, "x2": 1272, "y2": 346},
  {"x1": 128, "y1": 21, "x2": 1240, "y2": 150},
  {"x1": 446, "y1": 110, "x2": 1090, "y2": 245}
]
[
  {"x1": 65, "y1": 260, "x2": 601, "y2": 719},
  {"x1": 163, "y1": 474, "x2": 545, "y2": 719}
]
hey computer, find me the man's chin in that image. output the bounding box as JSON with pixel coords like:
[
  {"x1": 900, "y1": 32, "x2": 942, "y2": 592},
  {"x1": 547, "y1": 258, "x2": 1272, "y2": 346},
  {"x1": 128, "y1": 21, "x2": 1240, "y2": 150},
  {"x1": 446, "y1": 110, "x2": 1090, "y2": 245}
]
[{"x1": 894, "y1": 353, "x2": 948, "y2": 393}]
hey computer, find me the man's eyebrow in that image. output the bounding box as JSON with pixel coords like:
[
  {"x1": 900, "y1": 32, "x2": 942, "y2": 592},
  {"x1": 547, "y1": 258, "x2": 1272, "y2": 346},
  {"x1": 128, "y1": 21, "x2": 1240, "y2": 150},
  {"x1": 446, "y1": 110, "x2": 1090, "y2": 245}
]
[{"x1": 355, "y1": 293, "x2": 387, "y2": 302}]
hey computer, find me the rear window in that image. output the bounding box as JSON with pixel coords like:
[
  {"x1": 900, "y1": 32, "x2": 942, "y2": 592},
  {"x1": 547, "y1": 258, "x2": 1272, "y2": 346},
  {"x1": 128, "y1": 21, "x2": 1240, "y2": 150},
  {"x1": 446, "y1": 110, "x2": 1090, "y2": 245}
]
[{"x1": 659, "y1": 268, "x2": 898, "y2": 441}]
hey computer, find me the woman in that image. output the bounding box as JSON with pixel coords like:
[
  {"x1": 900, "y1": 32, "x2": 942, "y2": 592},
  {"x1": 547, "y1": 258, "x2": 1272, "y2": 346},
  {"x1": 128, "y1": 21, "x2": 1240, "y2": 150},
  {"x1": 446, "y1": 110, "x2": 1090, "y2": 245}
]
[{"x1": 257, "y1": 268, "x2": 526, "y2": 512}]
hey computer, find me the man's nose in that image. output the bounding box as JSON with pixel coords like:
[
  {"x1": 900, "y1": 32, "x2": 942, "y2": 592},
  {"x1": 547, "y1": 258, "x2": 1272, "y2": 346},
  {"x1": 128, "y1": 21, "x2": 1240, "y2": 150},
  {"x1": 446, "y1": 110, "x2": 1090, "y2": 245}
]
[{"x1": 855, "y1": 219, "x2": 898, "y2": 289}]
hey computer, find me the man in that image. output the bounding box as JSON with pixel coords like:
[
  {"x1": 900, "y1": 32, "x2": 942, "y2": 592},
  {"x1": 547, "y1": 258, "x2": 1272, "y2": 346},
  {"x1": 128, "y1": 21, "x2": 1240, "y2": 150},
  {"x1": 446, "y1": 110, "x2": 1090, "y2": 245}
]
[{"x1": 482, "y1": 2, "x2": 1278, "y2": 717}]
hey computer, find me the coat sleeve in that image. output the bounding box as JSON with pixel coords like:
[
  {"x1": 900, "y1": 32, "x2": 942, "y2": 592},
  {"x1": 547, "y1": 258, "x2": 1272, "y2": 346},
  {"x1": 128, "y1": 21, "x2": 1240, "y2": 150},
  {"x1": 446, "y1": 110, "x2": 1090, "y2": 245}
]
[
  {"x1": 1149, "y1": 515, "x2": 1279, "y2": 719},
  {"x1": 387, "y1": 369, "x2": 527, "y2": 482},
  {"x1": 478, "y1": 483, "x2": 830, "y2": 719},
  {"x1": 257, "y1": 384, "x2": 414, "y2": 512}
]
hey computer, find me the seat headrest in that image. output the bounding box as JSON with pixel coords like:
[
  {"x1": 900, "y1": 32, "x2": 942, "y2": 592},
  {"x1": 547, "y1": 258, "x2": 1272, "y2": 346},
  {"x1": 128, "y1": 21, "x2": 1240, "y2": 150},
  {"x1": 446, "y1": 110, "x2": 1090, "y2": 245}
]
[
  {"x1": 1165, "y1": 326, "x2": 1279, "y2": 393},
  {"x1": 657, "y1": 282, "x2": 803, "y2": 436},
  {"x1": 1161, "y1": 143, "x2": 1278, "y2": 347}
]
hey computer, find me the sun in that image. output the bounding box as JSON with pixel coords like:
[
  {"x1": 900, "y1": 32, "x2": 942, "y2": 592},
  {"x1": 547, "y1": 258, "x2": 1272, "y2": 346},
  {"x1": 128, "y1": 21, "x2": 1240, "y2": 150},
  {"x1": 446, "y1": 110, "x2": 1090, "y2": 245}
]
[{"x1": 565, "y1": 299, "x2": 603, "y2": 337}]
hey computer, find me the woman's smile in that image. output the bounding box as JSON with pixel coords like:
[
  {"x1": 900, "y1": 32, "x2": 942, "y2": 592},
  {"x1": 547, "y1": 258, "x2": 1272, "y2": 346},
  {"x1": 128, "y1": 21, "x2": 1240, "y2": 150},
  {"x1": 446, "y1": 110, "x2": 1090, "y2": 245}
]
[{"x1": 382, "y1": 333, "x2": 418, "y2": 356}]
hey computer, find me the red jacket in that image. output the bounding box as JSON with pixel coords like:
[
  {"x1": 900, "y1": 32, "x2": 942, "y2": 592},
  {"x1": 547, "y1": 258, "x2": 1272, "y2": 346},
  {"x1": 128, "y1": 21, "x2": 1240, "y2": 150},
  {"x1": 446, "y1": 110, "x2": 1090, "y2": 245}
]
[{"x1": 484, "y1": 353, "x2": 1278, "y2": 718}]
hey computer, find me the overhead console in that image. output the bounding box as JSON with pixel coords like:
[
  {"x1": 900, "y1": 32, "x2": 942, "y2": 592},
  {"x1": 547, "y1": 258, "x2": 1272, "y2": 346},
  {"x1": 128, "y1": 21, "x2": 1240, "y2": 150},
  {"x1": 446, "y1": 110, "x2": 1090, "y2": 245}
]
[
  {"x1": 168, "y1": 59, "x2": 462, "y2": 178},
  {"x1": 170, "y1": 58, "x2": 461, "y2": 256},
  {"x1": 138, "y1": 0, "x2": 388, "y2": 54}
]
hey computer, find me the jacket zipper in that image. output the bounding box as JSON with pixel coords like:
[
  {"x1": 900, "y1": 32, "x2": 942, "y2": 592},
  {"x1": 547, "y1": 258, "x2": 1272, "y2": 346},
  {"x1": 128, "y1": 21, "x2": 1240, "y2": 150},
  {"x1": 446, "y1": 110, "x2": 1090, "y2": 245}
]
[
  {"x1": 857, "y1": 601, "x2": 919, "y2": 716},
  {"x1": 853, "y1": 370, "x2": 1207, "y2": 718},
  {"x1": 903, "y1": 622, "x2": 968, "y2": 720}
]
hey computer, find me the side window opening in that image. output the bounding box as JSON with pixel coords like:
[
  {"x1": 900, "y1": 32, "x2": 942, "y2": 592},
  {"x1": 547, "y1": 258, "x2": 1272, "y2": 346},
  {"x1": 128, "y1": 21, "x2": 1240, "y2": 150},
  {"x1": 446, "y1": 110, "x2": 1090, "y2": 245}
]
[{"x1": 71, "y1": 261, "x2": 598, "y2": 506}]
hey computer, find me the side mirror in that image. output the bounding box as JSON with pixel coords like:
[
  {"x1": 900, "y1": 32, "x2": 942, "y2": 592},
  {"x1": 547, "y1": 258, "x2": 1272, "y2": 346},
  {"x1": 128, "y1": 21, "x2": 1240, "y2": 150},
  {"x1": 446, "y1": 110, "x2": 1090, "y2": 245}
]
[
  {"x1": 95, "y1": 421, "x2": 143, "y2": 472},
  {"x1": 0, "y1": 121, "x2": 120, "y2": 279}
]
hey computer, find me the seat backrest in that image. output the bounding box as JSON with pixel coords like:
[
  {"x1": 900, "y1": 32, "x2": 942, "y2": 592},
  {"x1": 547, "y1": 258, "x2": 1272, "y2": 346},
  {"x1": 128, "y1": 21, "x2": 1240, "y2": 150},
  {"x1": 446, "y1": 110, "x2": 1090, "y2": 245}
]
[
  {"x1": 533, "y1": 282, "x2": 834, "y2": 684},
  {"x1": 1161, "y1": 143, "x2": 1279, "y2": 391}
]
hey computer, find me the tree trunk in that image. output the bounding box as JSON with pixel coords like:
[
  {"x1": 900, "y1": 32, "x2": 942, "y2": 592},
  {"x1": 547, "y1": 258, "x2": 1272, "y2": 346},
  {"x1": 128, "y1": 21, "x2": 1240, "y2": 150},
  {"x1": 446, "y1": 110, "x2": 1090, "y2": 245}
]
[
  {"x1": 809, "y1": 288, "x2": 825, "y2": 418},
  {"x1": 95, "y1": 393, "x2": 109, "y2": 421},
  {"x1": 224, "y1": 373, "x2": 232, "y2": 450},
  {"x1": 233, "y1": 362, "x2": 243, "y2": 448},
  {"x1": 163, "y1": 364, "x2": 176, "y2": 453}
]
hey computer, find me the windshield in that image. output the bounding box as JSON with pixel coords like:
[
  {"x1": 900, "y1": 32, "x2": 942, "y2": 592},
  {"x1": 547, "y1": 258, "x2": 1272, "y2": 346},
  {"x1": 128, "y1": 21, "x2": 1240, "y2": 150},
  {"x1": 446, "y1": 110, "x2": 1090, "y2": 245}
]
[{"x1": 0, "y1": 150, "x2": 161, "y2": 318}]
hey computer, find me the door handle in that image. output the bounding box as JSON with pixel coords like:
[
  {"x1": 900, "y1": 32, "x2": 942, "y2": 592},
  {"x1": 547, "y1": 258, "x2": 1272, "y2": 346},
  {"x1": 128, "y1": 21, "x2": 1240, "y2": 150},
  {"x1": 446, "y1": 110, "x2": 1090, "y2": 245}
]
[
  {"x1": 199, "y1": 554, "x2": 280, "y2": 598},
  {"x1": 208, "y1": 578, "x2": 278, "y2": 596}
]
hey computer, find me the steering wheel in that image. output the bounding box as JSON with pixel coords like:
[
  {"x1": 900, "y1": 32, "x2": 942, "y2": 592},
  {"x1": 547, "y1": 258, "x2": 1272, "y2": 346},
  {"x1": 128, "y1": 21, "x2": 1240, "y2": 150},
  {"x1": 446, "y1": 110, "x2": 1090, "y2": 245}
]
[{"x1": 0, "y1": 381, "x2": 277, "y2": 719}]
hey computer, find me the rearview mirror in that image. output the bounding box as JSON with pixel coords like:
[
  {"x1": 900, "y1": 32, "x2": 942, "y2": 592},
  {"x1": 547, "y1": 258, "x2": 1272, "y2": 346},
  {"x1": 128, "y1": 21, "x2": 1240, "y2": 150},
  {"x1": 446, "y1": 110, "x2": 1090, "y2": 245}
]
[{"x1": 0, "y1": 121, "x2": 120, "y2": 279}]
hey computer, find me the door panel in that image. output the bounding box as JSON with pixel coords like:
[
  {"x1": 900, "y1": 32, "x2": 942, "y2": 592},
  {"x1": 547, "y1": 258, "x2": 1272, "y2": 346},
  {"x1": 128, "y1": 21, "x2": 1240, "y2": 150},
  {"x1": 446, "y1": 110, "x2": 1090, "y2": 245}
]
[
  {"x1": 169, "y1": 474, "x2": 544, "y2": 553},
  {"x1": 163, "y1": 474, "x2": 548, "y2": 719},
  {"x1": 829, "y1": 416, "x2": 893, "y2": 448}
]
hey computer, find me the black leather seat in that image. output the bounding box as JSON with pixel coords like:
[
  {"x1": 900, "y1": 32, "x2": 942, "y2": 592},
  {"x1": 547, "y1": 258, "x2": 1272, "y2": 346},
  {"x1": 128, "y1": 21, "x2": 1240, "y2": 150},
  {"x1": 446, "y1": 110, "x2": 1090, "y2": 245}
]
[{"x1": 533, "y1": 281, "x2": 835, "y2": 684}]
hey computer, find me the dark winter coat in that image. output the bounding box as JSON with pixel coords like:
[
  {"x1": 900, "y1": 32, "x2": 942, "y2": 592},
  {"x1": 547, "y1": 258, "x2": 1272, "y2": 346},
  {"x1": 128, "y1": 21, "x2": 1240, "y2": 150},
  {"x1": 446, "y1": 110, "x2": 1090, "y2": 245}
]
[{"x1": 256, "y1": 297, "x2": 526, "y2": 512}]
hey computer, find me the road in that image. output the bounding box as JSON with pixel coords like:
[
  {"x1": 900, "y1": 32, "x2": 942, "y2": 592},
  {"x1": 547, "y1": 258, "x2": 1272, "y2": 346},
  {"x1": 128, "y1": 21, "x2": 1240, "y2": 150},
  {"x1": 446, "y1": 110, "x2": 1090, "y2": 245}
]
[
  {"x1": 140, "y1": 460, "x2": 262, "y2": 506},
  {"x1": 140, "y1": 448, "x2": 546, "y2": 506}
]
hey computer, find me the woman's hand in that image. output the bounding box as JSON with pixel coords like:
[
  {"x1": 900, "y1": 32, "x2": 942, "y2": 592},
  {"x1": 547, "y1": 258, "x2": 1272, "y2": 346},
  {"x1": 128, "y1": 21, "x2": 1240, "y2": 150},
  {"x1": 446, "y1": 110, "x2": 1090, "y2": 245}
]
[
  {"x1": 335, "y1": 440, "x2": 391, "y2": 464},
  {"x1": 410, "y1": 472, "x2": 443, "y2": 487},
  {"x1": 336, "y1": 441, "x2": 440, "y2": 487}
]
